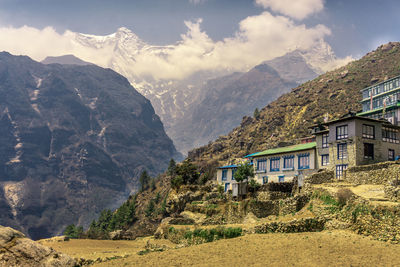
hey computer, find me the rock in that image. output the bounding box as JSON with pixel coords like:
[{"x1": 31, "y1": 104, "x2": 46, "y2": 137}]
[
  {"x1": 108, "y1": 230, "x2": 122, "y2": 240},
  {"x1": 0, "y1": 225, "x2": 75, "y2": 266}
]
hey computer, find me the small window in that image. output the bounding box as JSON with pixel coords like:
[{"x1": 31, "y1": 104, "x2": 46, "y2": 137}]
[
  {"x1": 257, "y1": 159, "x2": 267, "y2": 171},
  {"x1": 232, "y1": 169, "x2": 237, "y2": 180},
  {"x1": 336, "y1": 164, "x2": 348, "y2": 179},
  {"x1": 298, "y1": 154, "x2": 310, "y2": 169},
  {"x1": 321, "y1": 154, "x2": 329, "y2": 166},
  {"x1": 337, "y1": 143, "x2": 347, "y2": 159},
  {"x1": 262, "y1": 176, "x2": 268, "y2": 184},
  {"x1": 278, "y1": 176, "x2": 285, "y2": 183},
  {"x1": 322, "y1": 133, "x2": 329, "y2": 148},
  {"x1": 283, "y1": 156, "x2": 294, "y2": 170},
  {"x1": 336, "y1": 125, "x2": 348, "y2": 140},
  {"x1": 382, "y1": 127, "x2": 399, "y2": 143},
  {"x1": 362, "y1": 124, "x2": 375, "y2": 139},
  {"x1": 364, "y1": 143, "x2": 374, "y2": 159},
  {"x1": 222, "y1": 170, "x2": 227, "y2": 181},
  {"x1": 389, "y1": 149, "x2": 395, "y2": 161},
  {"x1": 270, "y1": 158, "x2": 280, "y2": 172}
]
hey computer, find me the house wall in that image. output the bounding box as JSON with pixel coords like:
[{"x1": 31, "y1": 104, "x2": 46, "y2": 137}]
[
  {"x1": 216, "y1": 168, "x2": 236, "y2": 191},
  {"x1": 252, "y1": 148, "x2": 316, "y2": 184},
  {"x1": 321, "y1": 118, "x2": 400, "y2": 178}
]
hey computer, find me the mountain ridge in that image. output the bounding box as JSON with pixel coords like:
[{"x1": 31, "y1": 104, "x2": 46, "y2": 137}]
[{"x1": 0, "y1": 52, "x2": 178, "y2": 240}]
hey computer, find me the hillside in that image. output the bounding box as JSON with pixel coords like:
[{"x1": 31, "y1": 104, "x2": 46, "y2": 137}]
[
  {"x1": 188, "y1": 42, "x2": 400, "y2": 165},
  {"x1": 170, "y1": 63, "x2": 299, "y2": 153},
  {"x1": 0, "y1": 52, "x2": 178, "y2": 240}
]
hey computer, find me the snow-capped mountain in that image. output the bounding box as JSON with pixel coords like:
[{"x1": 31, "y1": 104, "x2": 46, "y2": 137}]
[{"x1": 52, "y1": 27, "x2": 349, "y2": 154}]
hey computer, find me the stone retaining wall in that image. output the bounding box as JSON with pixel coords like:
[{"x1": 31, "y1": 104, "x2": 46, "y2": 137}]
[
  {"x1": 344, "y1": 161, "x2": 400, "y2": 185},
  {"x1": 253, "y1": 217, "x2": 326, "y2": 234}
]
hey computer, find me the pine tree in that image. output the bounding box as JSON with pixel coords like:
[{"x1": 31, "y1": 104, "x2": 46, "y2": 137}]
[
  {"x1": 253, "y1": 108, "x2": 260, "y2": 119},
  {"x1": 139, "y1": 170, "x2": 150, "y2": 191}
]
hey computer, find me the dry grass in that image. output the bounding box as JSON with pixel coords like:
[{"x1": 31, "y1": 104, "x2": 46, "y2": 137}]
[{"x1": 40, "y1": 230, "x2": 400, "y2": 267}]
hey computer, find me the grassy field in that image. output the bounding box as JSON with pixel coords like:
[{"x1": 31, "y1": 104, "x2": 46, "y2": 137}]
[{"x1": 40, "y1": 230, "x2": 400, "y2": 266}]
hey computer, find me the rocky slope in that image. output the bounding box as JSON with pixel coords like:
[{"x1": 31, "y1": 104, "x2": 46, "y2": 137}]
[
  {"x1": 0, "y1": 225, "x2": 75, "y2": 266},
  {"x1": 188, "y1": 42, "x2": 400, "y2": 165},
  {"x1": 0, "y1": 52, "x2": 178, "y2": 240},
  {"x1": 170, "y1": 63, "x2": 300, "y2": 152}
]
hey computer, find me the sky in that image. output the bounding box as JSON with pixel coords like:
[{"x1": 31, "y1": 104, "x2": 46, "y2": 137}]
[
  {"x1": 0, "y1": 0, "x2": 399, "y2": 81},
  {"x1": 0, "y1": 0, "x2": 399, "y2": 58}
]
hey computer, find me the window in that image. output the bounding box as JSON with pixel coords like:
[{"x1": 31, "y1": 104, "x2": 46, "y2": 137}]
[
  {"x1": 321, "y1": 154, "x2": 329, "y2": 166},
  {"x1": 283, "y1": 155, "x2": 294, "y2": 170},
  {"x1": 298, "y1": 153, "x2": 310, "y2": 169},
  {"x1": 364, "y1": 143, "x2": 374, "y2": 159},
  {"x1": 270, "y1": 158, "x2": 280, "y2": 172},
  {"x1": 389, "y1": 149, "x2": 395, "y2": 161},
  {"x1": 224, "y1": 183, "x2": 230, "y2": 192},
  {"x1": 256, "y1": 159, "x2": 267, "y2": 172},
  {"x1": 322, "y1": 133, "x2": 329, "y2": 148},
  {"x1": 232, "y1": 169, "x2": 237, "y2": 180},
  {"x1": 362, "y1": 124, "x2": 375, "y2": 139},
  {"x1": 222, "y1": 170, "x2": 227, "y2": 181},
  {"x1": 337, "y1": 143, "x2": 347, "y2": 159},
  {"x1": 262, "y1": 176, "x2": 268, "y2": 184},
  {"x1": 336, "y1": 125, "x2": 348, "y2": 140},
  {"x1": 382, "y1": 127, "x2": 399, "y2": 143},
  {"x1": 336, "y1": 164, "x2": 348, "y2": 179},
  {"x1": 278, "y1": 176, "x2": 285, "y2": 183}
]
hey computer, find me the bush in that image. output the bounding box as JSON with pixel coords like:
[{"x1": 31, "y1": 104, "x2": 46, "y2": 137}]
[
  {"x1": 171, "y1": 175, "x2": 184, "y2": 190},
  {"x1": 336, "y1": 188, "x2": 354, "y2": 207},
  {"x1": 248, "y1": 179, "x2": 261, "y2": 193}
]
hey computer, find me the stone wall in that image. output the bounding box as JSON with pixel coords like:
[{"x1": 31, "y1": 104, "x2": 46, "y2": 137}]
[
  {"x1": 253, "y1": 217, "x2": 326, "y2": 234},
  {"x1": 344, "y1": 161, "x2": 400, "y2": 185},
  {"x1": 384, "y1": 184, "x2": 400, "y2": 202}
]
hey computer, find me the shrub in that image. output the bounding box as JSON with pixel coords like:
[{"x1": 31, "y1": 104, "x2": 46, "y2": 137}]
[
  {"x1": 171, "y1": 175, "x2": 184, "y2": 190},
  {"x1": 336, "y1": 188, "x2": 354, "y2": 207},
  {"x1": 145, "y1": 200, "x2": 155, "y2": 217},
  {"x1": 248, "y1": 179, "x2": 261, "y2": 193},
  {"x1": 223, "y1": 227, "x2": 242, "y2": 238}
]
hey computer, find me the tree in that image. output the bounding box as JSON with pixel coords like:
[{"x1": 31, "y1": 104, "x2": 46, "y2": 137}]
[
  {"x1": 175, "y1": 159, "x2": 200, "y2": 184},
  {"x1": 139, "y1": 170, "x2": 151, "y2": 191},
  {"x1": 167, "y1": 158, "x2": 177, "y2": 176},
  {"x1": 233, "y1": 162, "x2": 255, "y2": 183},
  {"x1": 253, "y1": 108, "x2": 260, "y2": 119}
]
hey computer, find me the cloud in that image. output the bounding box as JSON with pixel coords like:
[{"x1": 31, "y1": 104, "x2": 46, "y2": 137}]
[
  {"x1": 255, "y1": 0, "x2": 324, "y2": 20},
  {"x1": 0, "y1": 10, "x2": 351, "y2": 82},
  {"x1": 189, "y1": 0, "x2": 207, "y2": 5}
]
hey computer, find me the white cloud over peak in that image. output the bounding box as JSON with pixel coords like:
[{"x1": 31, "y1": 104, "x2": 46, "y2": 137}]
[
  {"x1": 255, "y1": 0, "x2": 324, "y2": 20},
  {"x1": 0, "y1": 9, "x2": 351, "y2": 82}
]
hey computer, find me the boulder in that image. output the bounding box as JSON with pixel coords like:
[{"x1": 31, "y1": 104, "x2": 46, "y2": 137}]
[{"x1": 0, "y1": 226, "x2": 75, "y2": 267}]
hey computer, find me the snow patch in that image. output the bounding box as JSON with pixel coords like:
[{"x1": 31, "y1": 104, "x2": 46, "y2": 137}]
[{"x1": 2, "y1": 181, "x2": 24, "y2": 217}]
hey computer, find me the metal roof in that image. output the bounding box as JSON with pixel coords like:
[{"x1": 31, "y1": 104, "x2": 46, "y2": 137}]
[{"x1": 246, "y1": 142, "x2": 316, "y2": 158}]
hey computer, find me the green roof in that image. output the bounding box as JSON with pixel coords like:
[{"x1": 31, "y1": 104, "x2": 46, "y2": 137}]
[
  {"x1": 356, "y1": 102, "x2": 400, "y2": 116},
  {"x1": 248, "y1": 142, "x2": 316, "y2": 158}
]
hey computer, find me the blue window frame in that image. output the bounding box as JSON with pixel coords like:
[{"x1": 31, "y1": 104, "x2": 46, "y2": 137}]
[
  {"x1": 298, "y1": 153, "x2": 310, "y2": 169},
  {"x1": 232, "y1": 169, "x2": 237, "y2": 180},
  {"x1": 321, "y1": 154, "x2": 329, "y2": 166},
  {"x1": 224, "y1": 183, "x2": 230, "y2": 192},
  {"x1": 283, "y1": 155, "x2": 294, "y2": 170},
  {"x1": 270, "y1": 158, "x2": 280, "y2": 172},
  {"x1": 222, "y1": 170, "x2": 227, "y2": 181},
  {"x1": 257, "y1": 159, "x2": 267, "y2": 171},
  {"x1": 337, "y1": 143, "x2": 347, "y2": 159},
  {"x1": 278, "y1": 175, "x2": 285, "y2": 182},
  {"x1": 322, "y1": 133, "x2": 329, "y2": 148},
  {"x1": 262, "y1": 176, "x2": 268, "y2": 184},
  {"x1": 336, "y1": 125, "x2": 348, "y2": 140},
  {"x1": 335, "y1": 164, "x2": 348, "y2": 179}
]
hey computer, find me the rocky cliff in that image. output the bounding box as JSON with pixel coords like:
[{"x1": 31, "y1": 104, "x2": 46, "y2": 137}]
[{"x1": 0, "y1": 52, "x2": 178, "y2": 240}]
